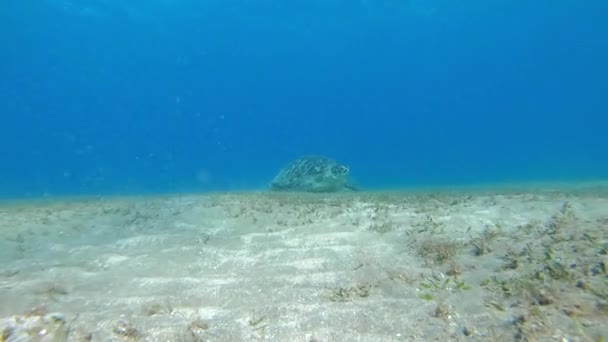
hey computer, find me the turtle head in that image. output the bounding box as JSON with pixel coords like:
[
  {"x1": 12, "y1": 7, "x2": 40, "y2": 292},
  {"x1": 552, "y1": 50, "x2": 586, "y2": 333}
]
[{"x1": 330, "y1": 164, "x2": 349, "y2": 177}]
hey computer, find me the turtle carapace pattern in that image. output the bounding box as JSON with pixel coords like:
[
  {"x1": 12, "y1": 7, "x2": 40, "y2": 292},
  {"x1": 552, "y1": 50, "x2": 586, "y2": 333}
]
[{"x1": 269, "y1": 155, "x2": 359, "y2": 193}]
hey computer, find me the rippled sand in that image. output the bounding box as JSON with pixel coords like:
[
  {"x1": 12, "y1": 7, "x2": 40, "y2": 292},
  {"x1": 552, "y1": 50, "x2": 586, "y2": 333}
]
[{"x1": 1, "y1": 184, "x2": 607, "y2": 341}]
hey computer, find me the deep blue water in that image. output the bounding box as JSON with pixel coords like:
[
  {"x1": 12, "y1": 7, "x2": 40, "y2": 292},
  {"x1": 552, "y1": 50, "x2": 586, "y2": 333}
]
[{"x1": 1, "y1": 0, "x2": 607, "y2": 198}]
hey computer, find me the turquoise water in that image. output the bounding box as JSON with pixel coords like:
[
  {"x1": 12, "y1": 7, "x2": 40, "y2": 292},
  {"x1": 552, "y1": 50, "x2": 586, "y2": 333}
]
[
  {"x1": 1, "y1": 3, "x2": 607, "y2": 340},
  {"x1": 0, "y1": 0, "x2": 606, "y2": 198}
]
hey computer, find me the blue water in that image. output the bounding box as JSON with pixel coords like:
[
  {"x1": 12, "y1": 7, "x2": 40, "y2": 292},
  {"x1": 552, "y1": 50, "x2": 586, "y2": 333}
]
[{"x1": 1, "y1": 0, "x2": 607, "y2": 198}]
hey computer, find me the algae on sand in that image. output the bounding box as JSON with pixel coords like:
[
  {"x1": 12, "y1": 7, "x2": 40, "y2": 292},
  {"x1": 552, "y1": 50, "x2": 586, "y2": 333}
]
[{"x1": 0, "y1": 186, "x2": 607, "y2": 340}]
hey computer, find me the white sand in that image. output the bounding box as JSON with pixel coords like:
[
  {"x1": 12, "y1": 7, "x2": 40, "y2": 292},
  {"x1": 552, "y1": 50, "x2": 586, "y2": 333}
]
[{"x1": 1, "y1": 184, "x2": 607, "y2": 341}]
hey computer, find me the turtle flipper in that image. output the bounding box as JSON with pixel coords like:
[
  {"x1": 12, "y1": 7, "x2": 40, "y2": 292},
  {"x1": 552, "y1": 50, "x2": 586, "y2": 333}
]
[{"x1": 344, "y1": 184, "x2": 360, "y2": 192}]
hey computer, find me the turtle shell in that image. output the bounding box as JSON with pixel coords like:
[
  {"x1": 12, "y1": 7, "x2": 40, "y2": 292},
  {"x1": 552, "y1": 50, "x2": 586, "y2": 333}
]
[{"x1": 270, "y1": 155, "x2": 355, "y2": 193}]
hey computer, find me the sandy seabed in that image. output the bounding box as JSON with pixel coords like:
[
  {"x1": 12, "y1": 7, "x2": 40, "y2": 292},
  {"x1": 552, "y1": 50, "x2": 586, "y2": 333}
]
[{"x1": 1, "y1": 183, "x2": 607, "y2": 342}]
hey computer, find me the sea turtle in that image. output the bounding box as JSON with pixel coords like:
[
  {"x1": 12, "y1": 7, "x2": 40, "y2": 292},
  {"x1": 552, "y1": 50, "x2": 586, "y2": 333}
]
[{"x1": 269, "y1": 155, "x2": 359, "y2": 193}]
